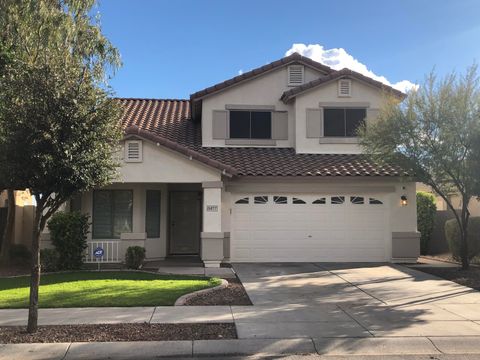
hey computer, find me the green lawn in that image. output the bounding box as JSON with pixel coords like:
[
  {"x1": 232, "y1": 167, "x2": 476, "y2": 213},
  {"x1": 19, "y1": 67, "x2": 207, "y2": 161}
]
[{"x1": 0, "y1": 271, "x2": 221, "y2": 308}]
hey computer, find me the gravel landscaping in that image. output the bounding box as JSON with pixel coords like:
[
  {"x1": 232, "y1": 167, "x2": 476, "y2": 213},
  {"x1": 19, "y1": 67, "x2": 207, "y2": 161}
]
[
  {"x1": 184, "y1": 277, "x2": 252, "y2": 306},
  {"x1": 416, "y1": 266, "x2": 480, "y2": 291},
  {"x1": 0, "y1": 323, "x2": 237, "y2": 343}
]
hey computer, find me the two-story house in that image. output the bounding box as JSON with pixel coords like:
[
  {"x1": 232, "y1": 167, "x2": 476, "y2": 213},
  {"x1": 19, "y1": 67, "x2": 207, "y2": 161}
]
[{"x1": 57, "y1": 53, "x2": 420, "y2": 267}]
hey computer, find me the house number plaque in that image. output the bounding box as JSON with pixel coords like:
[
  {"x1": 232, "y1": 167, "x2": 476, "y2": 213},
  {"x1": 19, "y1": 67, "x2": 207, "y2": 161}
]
[{"x1": 206, "y1": 205, "x2": 218, "y2": 212}]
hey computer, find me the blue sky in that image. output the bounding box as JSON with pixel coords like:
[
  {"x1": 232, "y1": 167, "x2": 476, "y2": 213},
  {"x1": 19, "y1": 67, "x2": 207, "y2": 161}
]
[{"x1": 97, "y1": 0, "x2": 480, "y2": 99}]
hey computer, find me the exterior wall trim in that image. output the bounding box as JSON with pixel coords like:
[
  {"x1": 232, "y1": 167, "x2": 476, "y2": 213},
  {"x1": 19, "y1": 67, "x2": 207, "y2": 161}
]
[
  {"x1": 319, "y1": 137, "x2": 360, "y2": 144},
  {"x1": 319, "y1": 101, "x2": 371, "y2": 108},
  {"x1": 201, "y1": 231, "x2": 225, "y2": 239},
  {"x1": 202, "y1": 181, "x2": 223, "y2": 189},
  {"x1": 225, "y1": 139, "x2": 277, "y2": 146},
  {"x1": 225, "y1": 104, "x2": 275, "y2": 110}
]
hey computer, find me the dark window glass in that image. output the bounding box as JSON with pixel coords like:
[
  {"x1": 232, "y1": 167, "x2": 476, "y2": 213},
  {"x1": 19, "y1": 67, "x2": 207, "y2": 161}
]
[
  {"x1": 350, "y1": 196, "x2": 365, "y2": 205},
  {"x1": 145, "y1": 190, "x2": 161, "y2": 238},
  {"x1": 251, "y1": 112, "x2": 271, "y2": 139},
  {"x1": 331, "y1": 196, "x2": 345, "y2": 204},
  {"x1": 229, "y1": 111, "x2": 272, "y2": 139},
  {"x1": 235, "y1": 197, "x2": 249, "y2": 204},
  {"x1": 273, "y1": 196, "x2": 287, "y2": 204},
  {"x1": 93, "y1": 190, "x2": 133, "y2": 239},
  {"x1": 324, "y1": 109, "x2": 345, "y2": 137},
  {"x1": 254, "y1": 196, "x2": 268, "y2": 204},
  {"x1": 324, "y1": 108, "x2": 366, "y2": 137},
  {"x1": 369, "y1": 198, "x2": 383, "y2": 205},
  {"x1": 312, "y1": 198, "x2": 326, "y2": 204},
  {"x1": 346, "y1": 109, "x2": 366, "y2": 136},
  {"x1": 229, "y1": 111, "x2": 250, "y2": 139},
  {"x1": 292, "y1": 197, "x2": 306, "y2": 204}
]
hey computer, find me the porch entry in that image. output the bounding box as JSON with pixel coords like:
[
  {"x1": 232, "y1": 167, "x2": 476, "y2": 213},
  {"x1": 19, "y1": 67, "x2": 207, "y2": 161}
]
[{"x1": 169, "y1": 191, "x2": 201, "y2": 255}]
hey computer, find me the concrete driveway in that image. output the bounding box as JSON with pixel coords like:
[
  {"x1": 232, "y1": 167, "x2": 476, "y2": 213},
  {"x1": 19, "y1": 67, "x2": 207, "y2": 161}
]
[{"x1": 232, "y1": 263, "x2": 480, "y2": 339}]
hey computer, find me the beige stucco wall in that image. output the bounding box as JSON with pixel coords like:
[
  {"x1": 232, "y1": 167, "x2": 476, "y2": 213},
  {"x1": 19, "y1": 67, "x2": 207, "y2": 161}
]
[
  {"x1": 294, "y1": 79, "x2": 384, "y2": 154},
  {"x1": 201, "y1": 66, "x2": 325, "y2": 148},
  {"x1": 119, "y1": 140, "x2": 221, "y2": 183}
]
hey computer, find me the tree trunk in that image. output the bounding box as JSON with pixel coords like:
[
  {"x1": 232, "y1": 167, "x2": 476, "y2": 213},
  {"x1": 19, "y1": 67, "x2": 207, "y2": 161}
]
[
  {"x1": 27, "y1": 205, "x2": 42, "y2": 333},
  {"x1": 460, "y1": 196, "x2": 471, "y2": 270},
  {"x1": 0, "y1": 189, "x2": 16, "y2": 264}
]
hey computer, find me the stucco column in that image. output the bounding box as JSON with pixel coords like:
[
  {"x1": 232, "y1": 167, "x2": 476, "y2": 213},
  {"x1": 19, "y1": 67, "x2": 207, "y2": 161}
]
[{"x1": 201, "y1": 181, "x2": 224, "y2": 268}]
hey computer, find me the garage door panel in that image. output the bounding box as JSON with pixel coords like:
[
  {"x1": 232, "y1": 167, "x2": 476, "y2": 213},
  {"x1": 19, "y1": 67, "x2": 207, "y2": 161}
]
[{"x1": 231, "y1": 194, "x2": 389, "y2": 262}]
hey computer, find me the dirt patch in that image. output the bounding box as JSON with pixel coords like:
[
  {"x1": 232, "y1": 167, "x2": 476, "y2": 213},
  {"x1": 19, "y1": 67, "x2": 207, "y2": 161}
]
[
  {"x1": 416, "y1": 266, "x2": 480, "y2": 291},
  {"x1": 0, "y1": 323, "x2": 236, "y2": 343},
  {"x1": 185, "y1": 277, "x2": 252, "y2": 306}
]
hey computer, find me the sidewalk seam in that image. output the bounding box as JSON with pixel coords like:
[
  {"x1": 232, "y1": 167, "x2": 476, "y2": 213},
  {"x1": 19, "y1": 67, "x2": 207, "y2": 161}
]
[
  {"x1": 148, "y1": 307, "x2": 156, "y2": 324},
  {"x1": 60, "y1": 342, "x2": 72, "y2": 360},
  {"x1": 336, "y1": 304, "x2": 375, "y2": 337},
  {"x1": 427, "y1": 336, "x2": 444, "y2": 354}
]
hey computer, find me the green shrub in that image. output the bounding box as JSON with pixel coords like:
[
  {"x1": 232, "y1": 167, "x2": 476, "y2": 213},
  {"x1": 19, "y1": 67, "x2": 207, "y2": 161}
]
[
  {"x1": 445, "y1": 217, "x2": 480, "y2": 261},
  {"x1": 8, "y1": 244, "x2": 31, "y2": 264},
  {"x1": 416, "y1": 191, "x2": 437, "y2": 255},
  {"x1": 48, "y1": 211, "x2": 89, "y2": 270},
  {"x1": 125, "y1": 246, "x2": 146, "y2": 269},
  {"x1": 40, "y1": 249, "x2": 59, "y2": 272}
]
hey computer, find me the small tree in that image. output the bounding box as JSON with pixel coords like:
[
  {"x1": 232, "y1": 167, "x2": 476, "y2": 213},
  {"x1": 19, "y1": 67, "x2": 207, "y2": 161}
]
[
  {"x1": 360, "y1": 67, "x2": 480, "y2": 269},
  {"x1": 0, "y1": 0, "x2": 122, "y2": 332}
]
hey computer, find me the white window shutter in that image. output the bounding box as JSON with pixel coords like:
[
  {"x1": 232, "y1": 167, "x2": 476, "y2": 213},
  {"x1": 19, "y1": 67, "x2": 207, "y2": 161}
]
[
  {"x1": 125, "y1": 140, "x2": 143, "y2": 162},
  {"x1": 288, "y1": 65, "x2": 304, "y2": 86},
  {"x1": 338, "y1": 79, "x2": 352, "y2": 97}
]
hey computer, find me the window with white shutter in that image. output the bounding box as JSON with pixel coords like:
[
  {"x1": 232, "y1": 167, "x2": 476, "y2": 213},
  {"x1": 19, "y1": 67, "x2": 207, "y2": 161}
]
[
  {"x1": 338, "y1": 79, "x2": 352, "y2": 97},
  {"x1": 125, "y1": 140, "x2": 143, "y2": 162},
  {"x1": 288, "y1": 65, "x2": 304, "y2": 86}
]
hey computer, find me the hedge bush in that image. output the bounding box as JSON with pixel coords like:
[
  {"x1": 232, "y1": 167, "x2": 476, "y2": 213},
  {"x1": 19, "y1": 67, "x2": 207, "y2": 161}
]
[
  {"x1": 47, "y1": 211, "x2": 89, "y2": 270},
  {"x1": 125, "y1": 246, "x2": 146, "y2": 269},
  {"x1": 445, "y1": 217, "x2": 480, "y2": 261},
  {"x1": 416, "y1": 192, "x2": 437, "y2": 255},
  {"x1": 8, "y1": 244, "x2": 31, "y2": 264},
  {"x1": 40, "y1": 249, "x2": 59, "y2": 272}
]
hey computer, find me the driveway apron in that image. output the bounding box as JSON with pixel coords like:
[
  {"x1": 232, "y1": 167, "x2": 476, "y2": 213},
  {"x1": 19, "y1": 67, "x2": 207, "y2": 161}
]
[{"x1": 232, "y1": 262, "x2": 480, "y2": 339}]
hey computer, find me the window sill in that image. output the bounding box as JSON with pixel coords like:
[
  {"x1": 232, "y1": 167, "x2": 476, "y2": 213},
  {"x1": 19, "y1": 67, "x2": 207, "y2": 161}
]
[
  {"x1": 225, "y1": 139, "x2": 277, "y2": 146},
  {"x1": 319, "y1": 137, "x2": 360, "y2": 144}
]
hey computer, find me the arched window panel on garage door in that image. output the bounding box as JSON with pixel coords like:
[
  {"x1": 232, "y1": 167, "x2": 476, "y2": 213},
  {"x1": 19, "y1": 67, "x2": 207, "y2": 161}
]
[
  {"x1": 254, "y1": 196, "x2": 269, "y2": 204},
  {"x1": 312, "y1": 198, "x2": 326, "y2": 204},
  {"x1": 235, "y1": 197, "x2": 249, "y2": 204},
  {"x1": 369, "y1": 197, "x2": 383, "y2": 205},
  {"x1": 273, "y1": 196, "x2": 288, "y2": 204},
  {"x1": 350, "y1": 196, "x2": 365, "y2": 205},
  {"x1": 292, "y1": 197, "x2": 306, "y2": 204},
  {"x1": 331, "y1": 196, "x2": 345, "y2": 204}
]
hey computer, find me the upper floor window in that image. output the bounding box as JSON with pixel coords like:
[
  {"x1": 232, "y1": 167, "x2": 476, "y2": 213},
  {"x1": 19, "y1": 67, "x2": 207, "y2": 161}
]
[
  {"x1": 230, "y1": 110, "x2": 271, "y2": 139},
  {"x1": 324, "y1": 108, "x2": 366, "y2": 137}
]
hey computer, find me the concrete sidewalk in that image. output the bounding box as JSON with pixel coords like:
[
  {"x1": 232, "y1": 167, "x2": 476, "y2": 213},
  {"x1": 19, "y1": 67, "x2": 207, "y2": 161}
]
[
  {"x1": 0, "y1": 306, "x2": 234, "y2": 326},
  {"x1": 3, "y1": 336, "x2": 480, "y2": 359}
]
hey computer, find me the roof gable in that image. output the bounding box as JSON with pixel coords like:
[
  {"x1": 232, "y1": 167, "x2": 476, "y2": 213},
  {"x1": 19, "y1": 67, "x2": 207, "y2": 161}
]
[
  {"x1": 280, "y1": 68, "x2": 406, "y2": 103},
  {"x1": 189, "y1": 53, "x2": 334, "y2": 102}
]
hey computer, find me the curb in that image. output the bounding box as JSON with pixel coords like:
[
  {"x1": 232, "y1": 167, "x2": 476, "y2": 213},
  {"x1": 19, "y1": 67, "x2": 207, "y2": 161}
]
[{"x1": 174, "y1": 279, "x2": 229, "y2": 306}]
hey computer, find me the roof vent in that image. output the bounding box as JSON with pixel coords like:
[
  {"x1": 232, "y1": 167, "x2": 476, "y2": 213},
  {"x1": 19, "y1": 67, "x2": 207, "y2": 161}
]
[
  {"x1": 338, "y1": 79, "x2": 351, "y2": 97},
  {"x1": 125, "y1": 140, "x2": 143, "y2": 162},
  {"x1": 288, "y1": 65, "x2": 304, "y2": 86}
]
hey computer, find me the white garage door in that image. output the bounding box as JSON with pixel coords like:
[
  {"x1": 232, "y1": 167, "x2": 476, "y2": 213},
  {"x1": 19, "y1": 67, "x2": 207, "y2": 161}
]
[{"x1": 231, "y1": 194, "x2": 390, "y2": 262}]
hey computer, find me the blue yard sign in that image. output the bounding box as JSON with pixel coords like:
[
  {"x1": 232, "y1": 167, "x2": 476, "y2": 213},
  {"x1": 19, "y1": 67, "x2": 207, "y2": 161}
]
[{"x1": 93, "y1": 247, "x2": 104, "y2": 258}]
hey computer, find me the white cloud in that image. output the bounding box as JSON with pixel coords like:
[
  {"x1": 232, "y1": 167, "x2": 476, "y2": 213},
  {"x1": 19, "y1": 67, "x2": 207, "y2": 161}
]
[
  {"x1": 238, "y1": 69, "x2": 244, "y2": 75},
  {"x1": 286, "y1": 43, "x2": 418, "y2": 93}
]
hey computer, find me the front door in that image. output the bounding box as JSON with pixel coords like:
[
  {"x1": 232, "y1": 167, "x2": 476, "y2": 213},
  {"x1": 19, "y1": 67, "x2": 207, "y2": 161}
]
[{"x1": 169, "y1": 191, "x2": 201, "y2": 255}]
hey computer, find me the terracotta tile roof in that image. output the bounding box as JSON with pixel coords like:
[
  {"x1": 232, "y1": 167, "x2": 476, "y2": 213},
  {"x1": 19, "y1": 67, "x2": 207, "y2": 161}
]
[
  {"x1": 118, "y1": 98, "x2": 407, "y2": 177},
  {"x1": 189, "y1": 53, "x2": 334, "y2": 101},
  {"x1": 280, "y1": 68, "x2": 406, "y2": 103}
]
